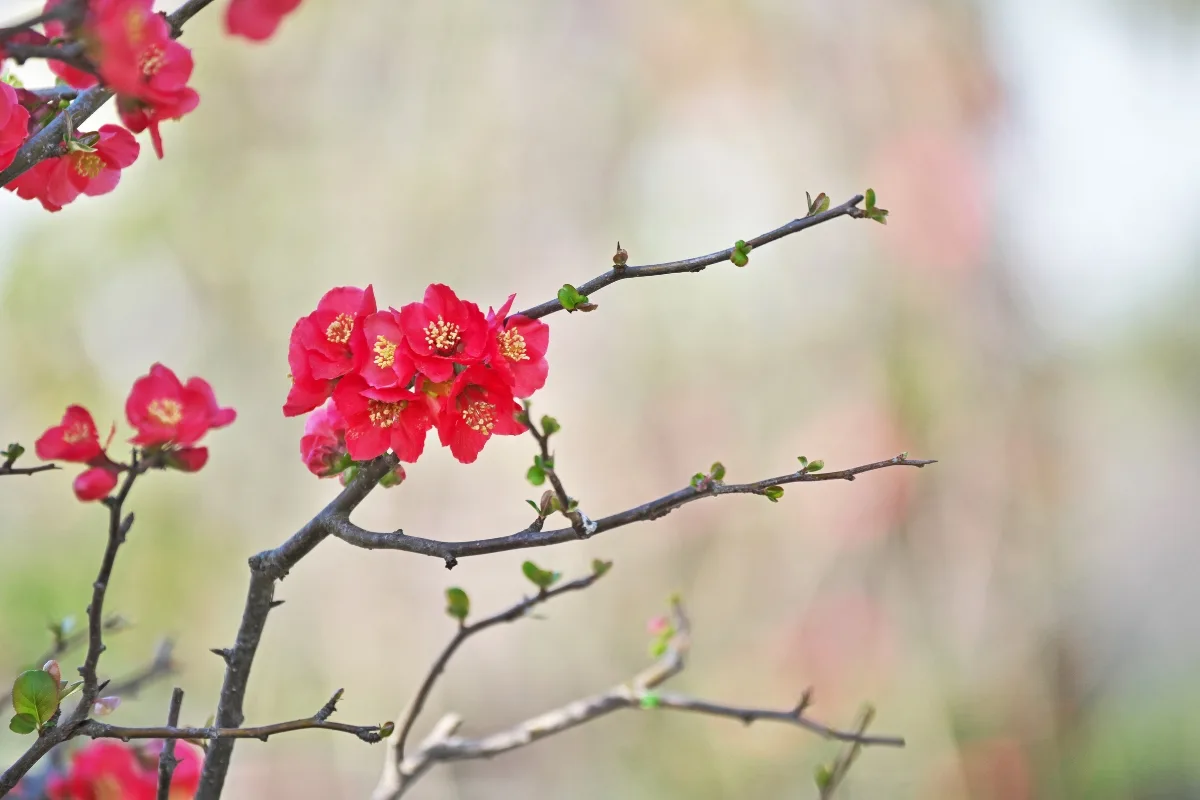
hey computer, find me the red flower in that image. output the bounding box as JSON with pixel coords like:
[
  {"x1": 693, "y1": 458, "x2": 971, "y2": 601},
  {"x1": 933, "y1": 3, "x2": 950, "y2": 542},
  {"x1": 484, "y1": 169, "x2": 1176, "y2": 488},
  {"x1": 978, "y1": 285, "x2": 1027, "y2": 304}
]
[
  {"x1": 284, "y1": 285, "x2": 377, "y2": 417},
  {"x1": 48, "y1": 739, "x2": 201, "y2": 800},
  {"x1": 225, "y1": 0, "x2": 303, "y2": 41},
  {"x1": 436, "y1": 364, "x2": 526, "y2": 464},
  {"x1": 166, "y1": 446, "x2": 209, "y2": 472},
  {"x1": 125, "y1": 363, "x2": 236, "y2": 447},
  {"x1": 0, "y1": 82, "x2": 31, "y2": 173},
  {"x1": 351, "y1": 309, "x2": 416, "y2": 389},
  {"x1": 92, "y1": 0, "x2": 187, "y2": 103},
  {"x1": 300, "y1": 399, "x2": 348, "y2": 477},
  {"x1": 39, "y1": 0, "x2": 98, "y2": 90},
  {"x1": 73, "y1": 467, "x2": 119, "y2": 502},
  {"x1": 40, "y1": 125, "x2": 140, "y2": 210},
  {"x1": 35, "y1": 405, "x2": 104, "y2": 462},
  {"x1": 398, "y1": 284, "x2": 489, "y2": 383},
  {"x1": 485, "y1": 294, "x2": 550, "y2": 398},
  {"x1": 334, "y1": 374, "x2": 432, "y2": 463},
  {"x1": 4, "y1": 159, "x2": 61, "y2": 211}
]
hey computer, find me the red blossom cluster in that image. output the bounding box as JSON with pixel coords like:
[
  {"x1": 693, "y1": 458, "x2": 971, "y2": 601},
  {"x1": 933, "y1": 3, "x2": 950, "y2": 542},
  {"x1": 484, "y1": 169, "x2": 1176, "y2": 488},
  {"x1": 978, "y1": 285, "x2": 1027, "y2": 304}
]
[
  {"x1": 288, "y1": 284, "x2": 549, "y2": 467},
  {"x1": 46, "y1": 739, "x2": 202, "y2": 799},
  {"x1": 36, "y1": 363, "x2": 235, "y2": 501},
  {"x1": 0, "y1": 0, "x2": 305, "y2": 210}
]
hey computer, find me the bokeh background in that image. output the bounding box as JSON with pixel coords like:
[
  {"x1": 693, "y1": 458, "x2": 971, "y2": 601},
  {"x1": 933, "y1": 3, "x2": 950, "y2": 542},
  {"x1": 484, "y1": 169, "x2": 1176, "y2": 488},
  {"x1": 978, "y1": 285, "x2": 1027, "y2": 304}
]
[{"x1": 3, "y1": 0, "x2": 1199, "y2": 797}]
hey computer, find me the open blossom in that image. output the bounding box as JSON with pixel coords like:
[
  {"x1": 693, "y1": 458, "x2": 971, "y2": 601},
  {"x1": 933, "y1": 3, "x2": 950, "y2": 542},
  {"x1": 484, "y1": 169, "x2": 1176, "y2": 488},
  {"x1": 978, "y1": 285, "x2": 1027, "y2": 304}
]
[
  {"x1": 0, "y1": 82, "x2": 31, "y2": 172},
  {"x1": 436, "y1": 364, "x2": 526, "y2": 464},
  {"x1": 284, "y1": 285, "x2": 377, "y2": 416},
  {"x1": 117, "y1": 88, "x2": 199, "y2": 159},
  {"x1": 125, "y1": 363, "x2": 236, "y2": 449},
  {"x1": 398, "y1": 284, "x2": 489, "y2": 383},
  {"x1": 39, "y1": 0, "x2": 97, "y2": 90},
  {"x1": 47, "y1": 739, "x2": 202, "y2": 800},
  {"x1": 225, "y1": 0, "x2": 304, "y2": 41},
  {"x1": 334, "y1": 374, "x2": 432, "y2": 463},
  {"x1": 300, "y1": 399, "x2": 349, "y2": 477},
  {"x1": 9, "y1": 126, "x2": 142, "y2": 212},
  {"x1": 351, "y1": 309, "x2": 416, "y2": 389},
  {"x1": 35, "y1": 406, "x2": 104, "y2": 463},
  {"x1": 485, "y1": 294, "x2": 550, "y2": 398}
]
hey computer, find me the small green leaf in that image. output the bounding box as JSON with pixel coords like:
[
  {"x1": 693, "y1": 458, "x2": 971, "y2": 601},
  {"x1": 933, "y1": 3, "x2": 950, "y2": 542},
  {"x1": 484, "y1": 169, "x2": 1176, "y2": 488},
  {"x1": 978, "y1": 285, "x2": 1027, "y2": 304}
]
[
  {"x1": 521, "y1": 560, "x2": 561, "y2": 590},
  {"x1": 710, "y1": 462, "x2": 726, "y2": 481},
  {"x1": 806, "y1": 460, "x2": 824, "y2": 473},
  {"x1": 649, "y1": 638, "x2": 668, "y2": 658},
  {"x1": 865, "y1": 188, "x2": 876, "y2": 209},
  {"x1": 379, "y1": 721, "x2": 395, "y2": 737},
  {"x1": 526, "y1": 464, "x2": 546, "y2": 486},
  {"x1": 763, "y1": 485, "x2": 784, "y2": 503},
  {"x1": 640, "y1": 692, "x2": 661, "y2": 709},
  {"x1": 814, "y1": 763, "x2": 834, "y2": 789},
  {"x1": 8, "y1": 713, "x2": 36, "y2": 735},
  {"x1": 557, "y1": 284, "x2": 588, "y2": 312},
  {"x1": 591, "y1": 558, "x2": 613, "y2": 578},
  {"x1": 690, "y1": 472, "x2": 706, "y2": 488},
  {"x1": 863, "y1": 188, "x2": 887, "y2": 224},
  {"x1": 11, "y1": 670, "x2": 58, "y2": 725},
  {"x1": 445, "y1": 587, "x2": 470, "y2": 622},
  {"x1": 540, "y1": 415, "x2": 561, "y2": 436},
  {"x1": 2, "y1": 443, "x2": 24, "y2": 461},
  {"x1": 526, "y1": 499, "x2": 542, "y2": 514},
  {"x1": 58, "y1": 681, "x2": 83, "y2": 702},
  {"x1": 797, "y1": 456, "x2": 808, "y2": 469},
  {"x1": 806, "y1": 192, "x2": 830, "y2": 216}
]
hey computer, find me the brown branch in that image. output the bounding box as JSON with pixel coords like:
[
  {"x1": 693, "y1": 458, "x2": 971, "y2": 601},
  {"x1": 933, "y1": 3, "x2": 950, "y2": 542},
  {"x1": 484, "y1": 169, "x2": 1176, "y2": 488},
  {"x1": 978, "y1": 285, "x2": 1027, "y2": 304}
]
[
  {"x1": 155, "y1": 688, "x2": 185, "y2": 800},
  {"x1": 524, "y1": 413, "x2": 593, "y2": 538},
  {"x1": 0, "y1": 446, "x2": 58, "y2": 476},
  {"x1": 104, "y1": 638, "x2": 177, "y2": 699},
  {"x1": 329, "y1": 454, "x2": 935, "y2": 564},
  {"x1": 514, "y1": 196, "x2": 867, "y2": 321}
]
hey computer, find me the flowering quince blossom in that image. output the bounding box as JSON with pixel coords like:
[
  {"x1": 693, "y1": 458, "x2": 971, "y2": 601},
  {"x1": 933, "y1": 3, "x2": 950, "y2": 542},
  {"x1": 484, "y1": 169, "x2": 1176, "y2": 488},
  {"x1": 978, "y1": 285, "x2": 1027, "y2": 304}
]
[
  {"x1": 300, "y1": 398, "x2": 349, "y2": 477},
  {"x1": 225, "y1": 0, "x2": 304, "y2": 41},
  {"x1": 398, "y1": 284, "x2": 489, "y2": 383},
  {"x1": 485, "y1": 294, "x2": 550, "y2": 398},
  {"x1": 334, "y1": 374, "x2": 432, "y2": 463},
  {"x1": 4, "y1": 125, "x2": 140, "y2": 212},
  {"x1": 0, "y1": 81, "x2": 31, "y2": 172},
  {"x1": 351, "y1": 308, "x2": 416, "y2": 389},
  {"x1": 436, "y1": 364, "x2": 527, "y2": 464},
  {"x1": 35, "y1": 406, "x2": 121, "y2": 502},
  {"x1": 126, "y1": 363, "x2": 236, "y2": 447},
  {"x1": 47, "y1": 739, "x2": 202, "y2": 800},
  {"x1": 284, "y1": 285, "x2": 378, "y2": 416}
]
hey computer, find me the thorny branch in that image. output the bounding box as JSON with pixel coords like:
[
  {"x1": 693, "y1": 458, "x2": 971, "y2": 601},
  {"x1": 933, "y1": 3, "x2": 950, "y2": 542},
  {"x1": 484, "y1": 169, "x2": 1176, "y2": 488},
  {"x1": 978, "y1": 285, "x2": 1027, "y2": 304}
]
[
  {"x1": 0, "y1": 0, "x2": 218, "y2": 188},
  {"x1": 155, "y1": 688, "x2": 185, "y2": 800},
  {"x1": 373, "y1": 595, "x2": 902, "y2": 800}
]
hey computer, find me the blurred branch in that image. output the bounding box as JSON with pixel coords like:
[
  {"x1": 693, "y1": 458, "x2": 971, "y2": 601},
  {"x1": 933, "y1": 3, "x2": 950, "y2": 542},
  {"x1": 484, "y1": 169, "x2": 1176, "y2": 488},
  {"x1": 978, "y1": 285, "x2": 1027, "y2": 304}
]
[
  {"x1": 104, "y1": 639, "x2": 177, "y2": 699},
  {"x1": 0, "y1": 0, "x2": 218, "y2": 188},
  {"x1": 374, "y1": 599, "x2": 902, "y2": 800},
  {"x1": 155, "y1": 688, "x2": 185, "y2": 800},
  {"x1": 329, "y1": 454, "x2": 936, "y2": 567},
  {"x1": 0, "y1": 0, "x2": 81, "y2": 42},
  {"x1": 79, "y1": 688, "x2": 389, "y2": 744},
  {"x1": 817, "y1": 705, "x2": 877, "y2": 799},
  {"x1": 0, "y1": 447, "x2": 57, "y2": 476},
  {"x1": 514, "y1": 195, "x2": 868, "y2": 321},
  {"x1": 0, "y1": 615, "x2": 128, "y2": 709}
]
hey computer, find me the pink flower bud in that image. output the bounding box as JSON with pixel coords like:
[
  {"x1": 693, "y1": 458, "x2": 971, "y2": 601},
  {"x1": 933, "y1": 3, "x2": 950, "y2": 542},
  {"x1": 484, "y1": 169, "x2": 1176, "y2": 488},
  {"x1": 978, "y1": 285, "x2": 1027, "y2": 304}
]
[
  {"x1": 42, "y1": 660, "x2": 61, "y2": 684},
  {"x1": 92, "y1": 696, "x2": 120, "y2": 716}
]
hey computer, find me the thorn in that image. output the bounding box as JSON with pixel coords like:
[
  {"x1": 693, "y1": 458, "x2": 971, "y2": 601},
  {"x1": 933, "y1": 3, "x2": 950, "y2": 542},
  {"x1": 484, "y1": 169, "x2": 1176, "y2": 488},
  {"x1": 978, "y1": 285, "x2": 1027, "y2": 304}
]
[
  {"x1": 793, "y1": 688, "x2": 814, "y2": 716},
  {"x1": 97, "y1": 679, "x2": 110, "y2": 693},
  {"x1": 209, "y1": 648, "x2": 232, "y2": 664},
  {"x1": 269, "y1": 600, "x2": 285, "y2": 608}
]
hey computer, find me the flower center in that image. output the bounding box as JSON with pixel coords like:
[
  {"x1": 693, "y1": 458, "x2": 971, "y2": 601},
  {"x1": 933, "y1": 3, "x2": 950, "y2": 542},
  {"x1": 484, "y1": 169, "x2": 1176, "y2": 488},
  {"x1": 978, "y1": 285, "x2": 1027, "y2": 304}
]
[
  {"x1": 462, "y1": 400, "x2": 495, "y2": 434},
  {"x1": 373, "y1": 335, "x2": 397, "y2": 369},
  {"x1": 147, "y1": 398, "x2": 182, "y2": 426},
  {"x1": 73, "y1": 152, "x2": 103, "y2": 179},
  {"x1": 96, "y1": 774, "x2": 124, "y2": 800},
  {"x1": 325, "y1": 313, "x2": 354, "y2": 345},
  {"x1": 124, "y1": 9, "x2": 144, "y2": 44},
  {"x1": 497, "y1": 328, "x2": 528, "y2": 362},
  {"x1": 368, "y1": 399, "x2": 403, "y2": 428},
  {"x1": 139, "y1": 44, "x2": 165, "y2": 76},
  {"x1": 62, "y1": 422, "x2": 92, "y2": 444},
  {"x1": 424, "y1": 316, "x2": 462, "y2": 355}
]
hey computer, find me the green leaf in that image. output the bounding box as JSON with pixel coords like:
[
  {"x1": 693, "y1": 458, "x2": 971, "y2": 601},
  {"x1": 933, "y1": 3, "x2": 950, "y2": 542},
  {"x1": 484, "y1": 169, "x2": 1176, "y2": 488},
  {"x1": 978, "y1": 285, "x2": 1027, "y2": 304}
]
[
  {"x1": 865, "y1": 188, "x2": 877, "y2": 209},
  {"x1": 763, "y1": 485, "x2": 784, "y2": 503},
  {"x1": 445, "y1": 587, "x2": 470, "y2": 621},
  {"x1": 379, "y1": 721, "x2": 395, "y2": 737},
  {"x1": 806, "y1": 192, "x2": 830, "y2": 216},
  {"x1": 526, "y1": 464, "x2": 546, "y2": 486},
  {"x1": 710, "y1": 462, "x2": 726, "y2": 481},
  {"x1": 649, "y1": 638, "x2": 668, "y2": 658},
  {"x1": 797, "y1": 456, "x2": 808, "y2": 469},
  {"x1": 11, "y1": 670, "x2": 58, "y2": 725},
  {"x1": 591, "y1": 558, "x2": 613, "y2": 578},
  {"x1": 58, "y1": 681, "x2": 83, "y2": 702},
  {"x1": 814, "y1": 763, "x2": 834, "y2": 789},
  {"x1": 557, "y1": 284, "x2": 588, "y2": 312},
  {"x1": 540, "y1": 416, "x2": 561, "y2": 436},
  {"x1": 863, "y1": 188, "x2": 887, "y2": 224},
  {"x1": 521, "y1": 561, "x2": 561, "y2": 590},
  {"x1": 2, "y1": 443, "x2": 24, "y2": 461},
  {"x1": 690, "y1": 472, "x2": 706, "y2": 488},
  {"x1": 640, "y1": 691, "x2": 661, "y2": 709},
  {"x1": 8, "y1": 713, "x2": 36, "y2": 735},
  {"x1": 526, "y1": 499, "x2": 542, "y2": 514},
  {"x1": 806, "y1": 460, "x2": 824, "y2": 473}
]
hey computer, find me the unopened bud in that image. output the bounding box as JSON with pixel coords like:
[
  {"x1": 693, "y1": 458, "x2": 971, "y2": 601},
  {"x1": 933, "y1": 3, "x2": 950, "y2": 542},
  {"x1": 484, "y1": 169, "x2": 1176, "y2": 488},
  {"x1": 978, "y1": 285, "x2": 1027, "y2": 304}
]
[
  {"x1": 538, "y1": 490, "x2": 555, "y2": 516},
  {"x1": 613, "y1": 242, "x2": 628, "y2": 268},
  {"x1": 42, "y1": 660, "x2": 61, "y2": 684},
  {"x1": 92, "y1": 696, "x2": 120, "y2": 716}
]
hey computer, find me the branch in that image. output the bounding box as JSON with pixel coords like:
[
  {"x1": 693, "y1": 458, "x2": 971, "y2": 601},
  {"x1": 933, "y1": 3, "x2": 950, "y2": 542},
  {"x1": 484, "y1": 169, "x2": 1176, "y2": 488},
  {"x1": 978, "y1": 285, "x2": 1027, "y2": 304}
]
[
  {"x1": 514, "y1": 196, "x2": 867, "y2": 321},
  {"x1": 104, "y1": 638, "x2": 177, "y2": 699},
  {"x1": 329, "y1": 454, "x2": 935, "y2": 564},
  {"x1": 374, "y1": 599, "x2": 900, "y2": 799},
  {"x1": 0, "y1": 0, "x2": 218, "y2": 188},
  {"x1": 155, "y1": 688, "x2": 185, "y2": 800},
  {"x1": 194, "y1": 455, "x2": 399, "y2": 800},
  {"x1": 79, "y1": 689, "x2": 389, "y2": 745},
  {"x1": 524, "y1": 414, "x2": 593, "y2": 538},
  {"x1": 0, "y1": 446, "x2": 58, "y2": 476}
]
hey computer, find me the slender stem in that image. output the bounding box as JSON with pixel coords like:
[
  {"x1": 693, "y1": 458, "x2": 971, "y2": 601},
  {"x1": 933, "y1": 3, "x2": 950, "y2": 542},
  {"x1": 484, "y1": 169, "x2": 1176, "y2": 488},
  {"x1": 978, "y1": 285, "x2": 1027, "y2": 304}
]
[{"x1": 155, "y1": 688, "x2": 185, "y2": 800}]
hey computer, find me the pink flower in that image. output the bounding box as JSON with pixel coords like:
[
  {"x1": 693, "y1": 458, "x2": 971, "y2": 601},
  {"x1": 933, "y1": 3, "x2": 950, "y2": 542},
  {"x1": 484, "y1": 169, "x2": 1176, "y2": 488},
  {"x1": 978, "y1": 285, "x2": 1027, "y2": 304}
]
[
  {"x1": 397, "y1": 284, "x2": 489, "y2": 383},
  {"x1": 73, "y1": 466, "x2": 119, "y2": 501},
  {"x1": 351, "y1": 309, "x2": 416, "y2": 389},
  {"x1": 125, "y1": 363, "x2": 236, "y2": 448},
  {"x1": 435, "y1": 364, "x2": 526, "y2": 464},
  {"x1": 284, "y1": 285, "x2": 377, "y2": 416},
  {"x1": 35, "y1": 406, "x2": 105, "y2": 463},
  {"x1": 48, "y1": 739, "x2": 202, "y2": 800},
  {"x1": 334, "y1": 374, "x2": 432, "y2": 463},
  {"x1": 41, "y1": 125, "x2": 140, "y2": 210},
  {"x1": 0, "y1": 82, "x2": 31, "y2": 172},
  {"x1": 485, "y1": 294, "x2": 550, "y2": 398},
  {"x1": 299, "y1": 399, "x2": 349, "y2": 477},
  {"x1": 225, "y1": 0, "x2": 303, "y2": 41}
]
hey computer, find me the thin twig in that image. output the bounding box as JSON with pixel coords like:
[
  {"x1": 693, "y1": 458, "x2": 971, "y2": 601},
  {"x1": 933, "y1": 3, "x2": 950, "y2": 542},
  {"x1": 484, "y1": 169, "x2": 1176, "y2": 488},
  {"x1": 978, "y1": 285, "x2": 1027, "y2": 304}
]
[
  {"x1": 105, "y1": 639, "x2": 176, "y2": 699},
  {"x1": 0, "y1": 448, "x2": 58, "y2": 476},
  {"x1": 525, "y1": 415, "x2": 592, "y2": 538},
  {"x1": 329, "y1": 454, "x2": 936, "y2": 563},
  {"x1": 819, "y1": 705, "x2": 877, "y2": 799},
  {"x1": 155, "y1": 688, "x2": 185, "y2": 800},
  {"x1": 513, "y1": 196, "x2": 867, "y2": 321}
]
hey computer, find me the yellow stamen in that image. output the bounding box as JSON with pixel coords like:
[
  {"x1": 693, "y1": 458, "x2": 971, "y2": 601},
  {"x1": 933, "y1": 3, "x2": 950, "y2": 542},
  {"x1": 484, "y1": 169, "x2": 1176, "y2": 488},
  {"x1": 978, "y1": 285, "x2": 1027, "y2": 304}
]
[
  {"x1": 497, "y1": 328, "x2": 528, "y2": 362},
  {"x1": 147, "y1": 398, "x2": 182, "y2": 426},
  {"x1": 462, "y1": 400, "x2": 495, "y2": 434},
  {"x1": 373, "y1": 335, "x2": 397, "y2": 369},
  {"x1": 326, "y1": 313, "x2": 354, "y2": 345},
  {"x1": 424, "y1": 315, "x2": 462, "y2": 355}
]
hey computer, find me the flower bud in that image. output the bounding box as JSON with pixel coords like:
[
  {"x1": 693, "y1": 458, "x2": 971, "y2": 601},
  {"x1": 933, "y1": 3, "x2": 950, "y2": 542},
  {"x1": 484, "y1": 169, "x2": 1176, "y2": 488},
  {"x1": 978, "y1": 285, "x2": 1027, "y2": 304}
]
[
  {"x1": 42, "y1": 660, "x2": 61, "y2": 684},
  {"x1": 92, "y1": 696, "x2": 121, "y2": 716}
]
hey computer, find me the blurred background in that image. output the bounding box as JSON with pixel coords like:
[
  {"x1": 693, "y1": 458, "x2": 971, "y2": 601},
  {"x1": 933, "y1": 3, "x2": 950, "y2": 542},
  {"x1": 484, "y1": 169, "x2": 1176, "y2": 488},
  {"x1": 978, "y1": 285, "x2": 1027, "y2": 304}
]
[{"x1": 2, "y1": 0, "x2": 1199, "y2": 797}]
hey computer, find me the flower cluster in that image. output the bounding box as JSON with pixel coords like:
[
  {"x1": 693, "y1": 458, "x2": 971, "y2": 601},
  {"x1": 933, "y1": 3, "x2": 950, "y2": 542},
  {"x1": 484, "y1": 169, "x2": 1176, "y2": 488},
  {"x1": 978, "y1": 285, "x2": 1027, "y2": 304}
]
[
  {"x1": 0, "y1": 0, "x2": 305, "y2": 210},
  {"x1": 47, "y1": 739, "x2": 202, "y2": 799},
  {"x1": 36, "y1": 364, "x2": 235, "y2": 501},
  {"x1": 287, "y1": 284, "x2": 549, "y2": 467}
]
